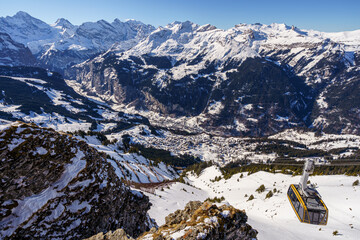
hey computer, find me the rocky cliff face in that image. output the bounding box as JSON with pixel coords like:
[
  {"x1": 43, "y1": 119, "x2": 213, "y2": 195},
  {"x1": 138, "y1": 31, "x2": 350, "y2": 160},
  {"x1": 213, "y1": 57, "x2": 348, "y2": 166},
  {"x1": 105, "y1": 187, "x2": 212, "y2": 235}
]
[
  {"x1": 0, "y1": 123, "x2": 154, "y2": 239},
  {"x1": 86, "y1": 201, "x2": 258, "y2": 240}
]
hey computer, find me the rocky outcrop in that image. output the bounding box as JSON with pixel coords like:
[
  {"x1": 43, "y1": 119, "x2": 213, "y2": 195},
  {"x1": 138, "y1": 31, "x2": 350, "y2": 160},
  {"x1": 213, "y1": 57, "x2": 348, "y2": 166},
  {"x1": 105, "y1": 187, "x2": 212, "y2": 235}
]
[
  {"x1": 140, "y1": 201, "x2": 258, "y2": 240},
  {"x1": 0, "y1": 123, "x2": 154, "y2": 239},
  {"x1": 85, "y1": 229, "x2": 135, "y2": 240},
  {"x1": 87, "y1": 201, "x2": 257, "y2": 240}
]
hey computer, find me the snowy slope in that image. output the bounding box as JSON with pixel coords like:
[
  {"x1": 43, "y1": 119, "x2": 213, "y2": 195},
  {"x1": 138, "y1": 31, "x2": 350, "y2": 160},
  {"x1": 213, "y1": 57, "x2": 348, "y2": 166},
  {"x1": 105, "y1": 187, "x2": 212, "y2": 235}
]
[
  {"x1": 0, "y1": 11, "x2": 58, "y2": 52},
  {"x1": 147, "y1": 166, "x2": 360, "y2": 239},
  {"x1": 76, "y1": 134, "x2": 178, "y2": 184},
  {"x1": 0, "y1": 66, "x2": 151, "y2": 132},
  {"x1": 143, "y1": 182, "x2": 209, "y2": 225},
  {"x1": 189, "y1": 168, "x2": 360, "y2": 240}
]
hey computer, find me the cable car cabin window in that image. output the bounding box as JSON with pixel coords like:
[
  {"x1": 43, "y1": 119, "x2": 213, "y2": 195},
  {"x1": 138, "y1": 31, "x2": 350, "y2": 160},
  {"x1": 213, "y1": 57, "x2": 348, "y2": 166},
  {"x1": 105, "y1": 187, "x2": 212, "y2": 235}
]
[
  {"x1": 319, "y1": 211, "x2": 326, "y2": 223},
  {"x1": 288, "y1": 187, "x2": 301, "y2": 212},
  {"x1": 304, "y1": 210, "x2": 309, "y2": 222},
  {"x1": 294, "y1": 198, "x2": 300, "y2": 212},
  {"x1": 298, "y1": 205, "x2": 304, "y2": 220},
  {"x1": 290, "y1": 190, "x2": 297, "y2": 202},
  {"x1": 288, "y1": 187, "x2": 298, "y2": 202},
  {"x1": 309, "y1": 210, "x2": 321, "y2": 224}
]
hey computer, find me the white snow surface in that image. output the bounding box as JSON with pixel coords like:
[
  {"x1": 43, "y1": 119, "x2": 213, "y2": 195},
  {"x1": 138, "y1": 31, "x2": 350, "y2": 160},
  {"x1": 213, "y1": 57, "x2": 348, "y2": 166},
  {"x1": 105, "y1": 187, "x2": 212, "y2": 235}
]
[
  {"x1": 35, "y1": 146, "x2": 48, "y2": 155},
  {"x1": 180, "y1": 166, "x2": 360, "y2": 240},
  {"x1": 75, "y1": 133, "x2": 178, "y2": 184},
  {"x1": 144, "y1": 182, "x2": 209, "y2": 225},
  {"x1": 146, "y1": 166, "x2": 360, "y2": 239}
]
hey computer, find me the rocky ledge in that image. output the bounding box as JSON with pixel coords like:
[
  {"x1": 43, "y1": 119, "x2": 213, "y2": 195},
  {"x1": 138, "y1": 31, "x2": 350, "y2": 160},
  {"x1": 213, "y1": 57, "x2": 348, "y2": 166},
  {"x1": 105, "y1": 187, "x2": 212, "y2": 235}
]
[{"x1": 86, "y1": 201, "x2": 258, "y2": 240}]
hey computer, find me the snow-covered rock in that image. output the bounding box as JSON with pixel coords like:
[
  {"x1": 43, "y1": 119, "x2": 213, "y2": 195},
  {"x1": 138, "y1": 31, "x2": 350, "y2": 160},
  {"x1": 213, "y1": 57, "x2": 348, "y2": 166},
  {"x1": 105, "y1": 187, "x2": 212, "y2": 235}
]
[{"x1": 0, "y1": 123, "x2": 154, "y2": 239}]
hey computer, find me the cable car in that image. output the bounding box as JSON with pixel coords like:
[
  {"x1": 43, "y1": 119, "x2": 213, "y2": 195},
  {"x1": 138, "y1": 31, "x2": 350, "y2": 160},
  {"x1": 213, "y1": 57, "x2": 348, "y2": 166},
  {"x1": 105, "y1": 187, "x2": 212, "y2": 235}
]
[{"x1": 287, "y1": 160, "x2": 328, "y2": 225}]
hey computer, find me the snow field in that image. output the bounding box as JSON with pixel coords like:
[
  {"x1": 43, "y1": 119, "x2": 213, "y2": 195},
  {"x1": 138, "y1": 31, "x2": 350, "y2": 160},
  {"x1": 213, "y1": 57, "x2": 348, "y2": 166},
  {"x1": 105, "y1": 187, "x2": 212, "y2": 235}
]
[
  {"x1": 146, "y1": 166, "x2": 360, "y2": 239},
  {"x1": 143, "y1": 182, "x2": 209, "y2": 226}
]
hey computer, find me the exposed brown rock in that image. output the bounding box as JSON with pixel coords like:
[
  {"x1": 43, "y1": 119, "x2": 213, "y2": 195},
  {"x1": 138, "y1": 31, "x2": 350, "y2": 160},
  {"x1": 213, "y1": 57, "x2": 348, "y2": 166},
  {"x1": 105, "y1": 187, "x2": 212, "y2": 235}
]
[
  {"x1": 110, "y1": 201, "x2": 257, "y2": 240},
  {"x1": 85, "y1": 229, "x2": 134, "y2": 240}
]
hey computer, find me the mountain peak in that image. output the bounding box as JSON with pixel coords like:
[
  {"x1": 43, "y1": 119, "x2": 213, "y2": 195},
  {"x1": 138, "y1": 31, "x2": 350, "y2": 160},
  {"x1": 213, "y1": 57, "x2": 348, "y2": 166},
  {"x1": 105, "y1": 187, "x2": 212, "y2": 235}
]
[
  {"x1": 166, "y1": 20, "x2": 199, "y2": 33},
  {"x1": 13, "y1": 11, "x2": 32, "y2": 19},
  {"x1": 53, "y1": 18, "x2": 74, "y2": 29},
  {"x1": 124, "y1": 19, "x2": 144, "y2": 25},
  {"x1": 54, "y1": 18, "x2": 72, "y2": 26},
  {"x1": 197, "y1": 23, "x2": 217, "y2": 32}
]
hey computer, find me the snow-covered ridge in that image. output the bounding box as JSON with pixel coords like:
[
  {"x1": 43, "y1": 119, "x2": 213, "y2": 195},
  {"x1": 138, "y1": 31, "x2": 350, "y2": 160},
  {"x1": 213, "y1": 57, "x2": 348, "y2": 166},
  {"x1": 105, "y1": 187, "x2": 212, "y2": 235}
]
[
  {"x1": 0, "y1": 11, "x2": 156, "y2": 70},
  {"x1": 1, "y1": 11, "x2": 359, "y2": 72},
  {"x1": 73, "y1": 18, "x2": 360, "y2": 95},
  {"x1": 120, "y1": 21, "x2": 360, "y2": 62},
  {"x1": 0, "y1": 11, "x2": 155, "y2": 54}
]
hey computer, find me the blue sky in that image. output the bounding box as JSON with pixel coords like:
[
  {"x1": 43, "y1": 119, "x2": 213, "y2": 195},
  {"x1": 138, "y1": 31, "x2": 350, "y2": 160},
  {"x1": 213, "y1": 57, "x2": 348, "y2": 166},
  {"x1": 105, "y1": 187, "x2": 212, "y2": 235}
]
[{"x1": 0, "y1": 0, "x2": 359, "y2": 32}]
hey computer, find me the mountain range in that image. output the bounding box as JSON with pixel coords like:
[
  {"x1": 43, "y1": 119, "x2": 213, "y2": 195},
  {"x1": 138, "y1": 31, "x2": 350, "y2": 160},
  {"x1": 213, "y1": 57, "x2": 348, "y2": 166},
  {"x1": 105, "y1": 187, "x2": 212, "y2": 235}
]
[
  {"x1": 0, "y1": 12, "x2": 359, "y2": 137},
  {"x1": 0, "y1": 11, "x2": 155, "y2": 72},
  {"x1": 1, "y1": 11, "x2": 360, "y2": 240}
]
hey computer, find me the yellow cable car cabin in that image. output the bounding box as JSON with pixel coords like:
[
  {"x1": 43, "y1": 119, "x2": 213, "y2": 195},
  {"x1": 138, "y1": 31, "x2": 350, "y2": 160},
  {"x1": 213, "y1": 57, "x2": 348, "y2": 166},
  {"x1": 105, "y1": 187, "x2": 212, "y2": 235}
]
[
  {"x1": 287, "y1": 184, "x2": 328, "y2": 225},
  {"x1": 287, "y1": 160, "x2": 328, "y2": 225}
]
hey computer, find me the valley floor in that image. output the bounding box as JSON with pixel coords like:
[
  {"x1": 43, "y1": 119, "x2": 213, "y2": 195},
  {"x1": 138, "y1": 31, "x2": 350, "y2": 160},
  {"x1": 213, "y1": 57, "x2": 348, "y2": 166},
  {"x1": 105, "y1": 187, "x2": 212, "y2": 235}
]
[{"x1": 144, "y1": 168, "x2": 360, "y2": 240}]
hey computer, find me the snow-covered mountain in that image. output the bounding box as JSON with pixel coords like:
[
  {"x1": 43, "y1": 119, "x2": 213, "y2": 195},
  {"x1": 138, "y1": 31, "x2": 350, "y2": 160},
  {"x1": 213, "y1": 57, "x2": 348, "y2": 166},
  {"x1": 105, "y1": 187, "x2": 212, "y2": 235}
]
[
  {"x1": 0, "y1": 11, "x2": 58, "y2": 50},
  {"x1": 1, "y1": 12, "x2": 359, "y2": 136},
  {"x1": 0, "y1": 66, "x2": 181, "y2": 184},
  {"x1": 2, "y1": 12, "x2": 360, "y2": 240},
  {"x1": 0, "y1": 123, "x2": 154, "y2": 239},
  {"x1": 71, "y1": 21, "x2": 360, "y2": 136},
  {"x1": 0, "y1": 32, "x2": 35, "y2": 66},
  {"x1": 0, "y1": 11, "x2": 155, "y2": 72}
]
